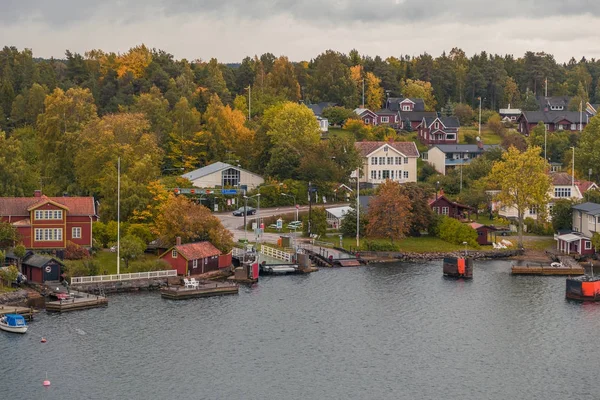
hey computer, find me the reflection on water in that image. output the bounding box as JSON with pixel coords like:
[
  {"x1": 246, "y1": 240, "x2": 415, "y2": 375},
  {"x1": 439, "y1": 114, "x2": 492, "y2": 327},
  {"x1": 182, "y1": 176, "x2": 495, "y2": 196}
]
[{"x1": 2, "y1": 260, "x2": 600, "y2": 400}]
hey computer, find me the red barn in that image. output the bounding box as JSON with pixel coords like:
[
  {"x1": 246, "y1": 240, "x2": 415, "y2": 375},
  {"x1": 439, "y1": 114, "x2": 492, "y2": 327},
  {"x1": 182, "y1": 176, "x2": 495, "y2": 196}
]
[
  {"x1": 0, "y1": 191, "x2": 97, "y2": 250},
  {"x1": 160, "y1": 240, "x2": 223, "y2": 276}
]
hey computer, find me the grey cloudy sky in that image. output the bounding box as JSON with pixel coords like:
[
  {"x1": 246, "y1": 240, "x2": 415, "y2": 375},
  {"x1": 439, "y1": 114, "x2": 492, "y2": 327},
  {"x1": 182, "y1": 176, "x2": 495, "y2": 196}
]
[{"x1": 1, "y1": 0, "x2": 599, "y2": 62}]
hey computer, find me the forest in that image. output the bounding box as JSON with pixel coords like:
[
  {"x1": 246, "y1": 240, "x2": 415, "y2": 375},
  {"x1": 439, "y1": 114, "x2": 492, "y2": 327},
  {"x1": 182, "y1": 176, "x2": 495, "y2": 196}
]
[{"x1": 1, "y1": 44, "x2": 600, "y2": 224}]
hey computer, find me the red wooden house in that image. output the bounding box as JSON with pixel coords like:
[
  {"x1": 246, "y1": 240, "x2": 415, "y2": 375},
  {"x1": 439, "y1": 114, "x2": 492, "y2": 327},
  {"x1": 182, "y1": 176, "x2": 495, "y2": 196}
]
[
  {"x1": 429, "y1": 193, "x2": 474, "y2": 220},
  {"x1": 418, "y1": 116, "x2": 460, "y2": 145},
  {"x1": 160, "y1": 239, "x2": 231, "y2": 276},
  {"x1": 0, "y1": 191, "x2": 97, "y2": 250}
]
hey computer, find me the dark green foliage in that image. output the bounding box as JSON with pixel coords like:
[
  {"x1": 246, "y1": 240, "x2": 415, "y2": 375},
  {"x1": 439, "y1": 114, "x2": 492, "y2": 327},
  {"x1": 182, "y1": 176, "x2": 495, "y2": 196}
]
[{"x1": 551, "y1": 199, "x2": 575, "y2": 232}]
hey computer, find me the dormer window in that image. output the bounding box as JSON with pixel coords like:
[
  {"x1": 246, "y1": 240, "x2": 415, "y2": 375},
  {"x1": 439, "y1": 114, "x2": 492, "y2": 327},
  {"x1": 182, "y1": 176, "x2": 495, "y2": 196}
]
[
  {"x1": 172, "y1": 250, "x2": 178, "y2": 258},
  {"x1": 402, "y1": 105, "x2": 411, "y2": 111},
  {"x1": 384, "y1": 146, "x2": 388, "y2": 152}
]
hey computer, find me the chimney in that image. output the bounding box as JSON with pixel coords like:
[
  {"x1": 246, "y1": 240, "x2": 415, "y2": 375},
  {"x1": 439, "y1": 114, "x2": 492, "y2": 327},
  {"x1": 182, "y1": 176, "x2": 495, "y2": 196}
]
[
  {"x1": 477, "y1": 137, "x2": 484, "y2": 150},
  {"x1": 176, "y1": 237, "x2": 181, "y2": 246},
  {"x1": 34, "y1": 190, "x2": 42, "y2": 198}
]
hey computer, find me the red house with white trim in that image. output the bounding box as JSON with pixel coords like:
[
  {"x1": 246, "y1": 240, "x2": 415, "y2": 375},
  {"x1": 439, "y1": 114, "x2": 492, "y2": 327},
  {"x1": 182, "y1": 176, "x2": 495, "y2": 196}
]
[
  {"x1": 160, "y1": 239, "x2": 231, "y2": 276},
  {"x1": 0, "y1": 191, "x2": 97, "y2": 250}
]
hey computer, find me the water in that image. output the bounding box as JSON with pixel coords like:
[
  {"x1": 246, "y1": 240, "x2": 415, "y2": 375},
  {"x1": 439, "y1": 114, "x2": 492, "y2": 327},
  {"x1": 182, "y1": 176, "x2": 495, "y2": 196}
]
[{"x1": 2, "y1": 260, "x2": 600, "y2": 400}]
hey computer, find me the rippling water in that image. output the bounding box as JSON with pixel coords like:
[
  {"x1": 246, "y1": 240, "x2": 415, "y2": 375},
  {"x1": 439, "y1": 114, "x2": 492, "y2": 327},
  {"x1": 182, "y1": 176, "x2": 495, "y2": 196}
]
[{"x1": 2, "y1": 260, "x2": 600, "y2": 400}]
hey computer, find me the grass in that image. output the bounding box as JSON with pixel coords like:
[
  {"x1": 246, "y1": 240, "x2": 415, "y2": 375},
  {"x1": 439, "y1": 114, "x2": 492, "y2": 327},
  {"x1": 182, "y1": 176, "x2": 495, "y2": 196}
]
[
  {"x1": 322, "y1": 235, "x2": 482, "y2": 253},
  {"x1": 0, "y1": 286, "x2": 17, "y2": 293},
  {"x1": 64, "y1": 250, "x2": 159, "y2": 275},
  {"x1": 459, "y1": 126, "x2": 502, "y2": 145}
]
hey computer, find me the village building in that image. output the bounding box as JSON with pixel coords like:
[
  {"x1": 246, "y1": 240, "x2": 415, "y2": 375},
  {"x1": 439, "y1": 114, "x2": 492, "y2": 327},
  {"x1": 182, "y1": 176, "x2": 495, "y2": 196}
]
[
  {"x1": 307, "y1": 102, "x2": 335, "y2": 132},
  {"x1": 424, "y1": 142, "x2": 498, "y2": 175},
  {"x1": 159, "y1": 239, "x2": 231, "y2": 276},
  {"x1": 354, "y1": 141, "x2": 419, "y2": 186},
  {"x1": 4, "y1": 250, "x2": 65, "y2": 283},
  {"x1": 469, "y1": 223, "x2": 498, "y2": 246},
  {"x1": 325, "y1": 206, "x2": 352, "y2": 229},
  {"x1": 517, "y1": 111, "x2": 590, "y2": 136},
  {"x1": 499, "y1": 106, "x2": 522, "y2": 124},
  {"x1": 555, "y1": 202, "x2": 600, "y2": 255},
  {"x1": 417, "y1": 116, "x2": 460, "y2": 145},
  {"x1": 429, "y1": 192, "x2": 474, "y2": 220},
  {"x1": 0, "y1": 192, "x2": 97, "y2": 251},
  {"x1": 182, "y1": 162, "x2": 264, "y2": 191}
]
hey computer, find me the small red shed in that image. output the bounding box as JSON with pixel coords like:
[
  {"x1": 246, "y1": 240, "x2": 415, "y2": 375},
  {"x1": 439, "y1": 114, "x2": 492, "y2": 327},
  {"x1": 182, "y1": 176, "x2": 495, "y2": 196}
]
[
  {"x1": 160, "y1": 240, "x2": 222, "y2": 276},
  {"x1": 469, "y1": 223, "x2": 497, "y2": 246}
]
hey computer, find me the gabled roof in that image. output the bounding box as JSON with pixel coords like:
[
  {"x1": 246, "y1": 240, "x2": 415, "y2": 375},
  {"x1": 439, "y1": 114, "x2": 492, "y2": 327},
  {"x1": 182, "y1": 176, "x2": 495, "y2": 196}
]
[
  {"x1": 572, "y1": 202, "x2": 600, "y2": 214},
  {"x1": 22, "y1": 254, "x2": 65, "y2": 269},
  {"x1": 429, "y1": 194, "x2": 474, "y2": 211},
  {"x1": 536, "y1": 96, "x2": 570, "y2": 110},
  {"x1": 423, "y1": 116, "x2": 460, "y2": 129},
  {"x1": 551, "y1": 172, "x2": 597, "y2": 194},
  {"x1": 326, "y1": 206, "x2": 352, "y2": 219},
  {"x1": 165, "y1": 241, "x2": 221, "y2": 261},
  {"x1": 307, "y1": 102, "x2": 336, "y2": 117},
  {"x1": 354, "y1": 108, "x2": 377, "y2": 118},
  {"x1": 499, "y1": 108, "x2": 522, "y2": 115},
  {"x1": 374, "y1": 109, "x2": 398, "y2": 116},
  {"x1": 182, "y1": 162, "x2": 262, "y2": 182},
  {"x1": 354, "y1": 141, "x2": 419, "y2": 158},
  {"x1": 387, "y1": 97, "x2": 425, "y2": 112},
  {"x1": 0, "y1": 196, "x2": 96, "y2": 217},
  {"x1": 399, "y1": 111, "x2": 437, "y2": 122},
  {"x1": 26, "y1": 196, "x2": 70, "y2": 212},
  {"x1": 520, "y1": 111, "x2": 588, "y2": 124}
]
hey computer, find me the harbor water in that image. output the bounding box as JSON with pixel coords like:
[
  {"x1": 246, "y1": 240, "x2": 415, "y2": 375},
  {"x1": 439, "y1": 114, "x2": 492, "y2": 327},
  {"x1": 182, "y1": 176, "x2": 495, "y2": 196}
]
[{"x1": 2, "y1": 259, "x2": 600, "y2": 400}]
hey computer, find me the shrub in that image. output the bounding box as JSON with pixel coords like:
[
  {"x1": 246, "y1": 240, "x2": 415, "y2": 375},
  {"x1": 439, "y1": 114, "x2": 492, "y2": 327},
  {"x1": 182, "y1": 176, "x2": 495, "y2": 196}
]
[
  {"x1": 364, "y1": 240, "x2": 399, "y2": 251},
  {"x1": 64, "y1": 241, "x2": 91, "y2": 260},
  {"x1": 126, "y1": 224, "x2": 155, "y2": 244},
  {"x1": 436, "y1": 216, "x2": 479, "y2": 247},
  {"x1": 128, "y1": 259, "x2": 171, "y2": 273}
]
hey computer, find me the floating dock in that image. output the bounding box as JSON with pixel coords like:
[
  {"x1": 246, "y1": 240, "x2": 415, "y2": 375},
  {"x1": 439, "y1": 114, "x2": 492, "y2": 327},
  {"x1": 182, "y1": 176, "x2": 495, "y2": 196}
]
[
  {"x1": 0, "y1": 305, "x2": 39, "y2": 320},
  {"x1": 46, "y1": 290, "x2": 108, "y2": 312},
  {"x1": 160, "y1": 281, "x2": 239, "y2": 300}
]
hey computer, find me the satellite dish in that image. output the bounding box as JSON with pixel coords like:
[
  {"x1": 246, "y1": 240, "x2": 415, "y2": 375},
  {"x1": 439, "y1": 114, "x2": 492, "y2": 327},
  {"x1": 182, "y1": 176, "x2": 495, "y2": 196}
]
[{"x1": 476, "y1": 136, "x2": 481, "y2": 142}]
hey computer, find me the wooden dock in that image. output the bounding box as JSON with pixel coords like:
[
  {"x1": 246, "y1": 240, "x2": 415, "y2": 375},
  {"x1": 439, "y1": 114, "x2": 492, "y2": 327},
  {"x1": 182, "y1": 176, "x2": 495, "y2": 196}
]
[
  {"x1": 511, "y1": 264, "x2": 585, "y2": 275},
  {"x1": 160, "y1": 281, "x2": 239, "y2": 300},
  {"x1": 0, "y1": 305, "x2": 39, "y2": 320},
  {"x1": 46, "y1": 290, "x2": 108, "y2": 312}
]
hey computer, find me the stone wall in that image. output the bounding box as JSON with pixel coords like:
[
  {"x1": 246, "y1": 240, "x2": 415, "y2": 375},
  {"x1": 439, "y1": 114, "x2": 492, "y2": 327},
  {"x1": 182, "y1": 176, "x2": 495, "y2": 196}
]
[
  {"x1": 0, "y1": 289, "x2": 30, "y2": 306},
  {"x1": 360, "y1": 249, "x2": 523, "y2": 263},
  {"x1": 71, "y1": 277, "x2": 180, "y2": 294}
]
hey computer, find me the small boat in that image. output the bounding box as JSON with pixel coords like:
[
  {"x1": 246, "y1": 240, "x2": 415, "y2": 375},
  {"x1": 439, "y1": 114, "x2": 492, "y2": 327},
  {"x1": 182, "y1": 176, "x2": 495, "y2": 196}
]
[
  {"x1": 566, "y1": 276, "x2": 600, "y2": 301},
  {"x1": 0, "y1": 314, "x2": 28, "y2": 333}
]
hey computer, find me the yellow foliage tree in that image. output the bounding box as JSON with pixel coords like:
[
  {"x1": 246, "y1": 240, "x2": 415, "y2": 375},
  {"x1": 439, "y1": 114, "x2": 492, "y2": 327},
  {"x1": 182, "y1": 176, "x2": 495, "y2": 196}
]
[
  {"x1": 400, "y1": 79, "x2": 437, "y2": 111},
  {"x1": 117, "y1": 45, "x2": 153, "y2": 78},
  {"x1": 365, "y1": 72, "x2": 384, "y2": 111}
]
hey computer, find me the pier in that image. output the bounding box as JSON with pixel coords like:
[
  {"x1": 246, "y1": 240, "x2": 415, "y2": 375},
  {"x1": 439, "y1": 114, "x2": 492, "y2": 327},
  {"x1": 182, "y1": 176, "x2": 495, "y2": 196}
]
[
  {"x1": 46, "y1": 290, "x2": 108, "y2": 312},
  {"x1": 511, "y1": 255, "x2": 585, "y2": 275},
  {"x1": 0, "y1": 305, "x2": 39, "y2": 321},
  {"x1": 160, "y1": 281, "x2": 239, "y2": 300}
]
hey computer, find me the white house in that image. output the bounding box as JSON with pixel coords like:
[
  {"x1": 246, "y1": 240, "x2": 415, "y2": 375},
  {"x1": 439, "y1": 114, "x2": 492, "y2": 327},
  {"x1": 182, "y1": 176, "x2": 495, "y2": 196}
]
[
  {"x1": 425, "y1": 142, "x2": 499, "y2": 175},
  {"x1": 494, "y1": 172, "x2": 598, "y2": 221},
  {"x1": 182, "y1": 162, "x2": 264, "y2": 190},
  {"x1": 354, "y1": 141, "x2": 419, "y2": 186},
  {"x1": 326, "y1": 206, "x2": 352, "y2": 229}
]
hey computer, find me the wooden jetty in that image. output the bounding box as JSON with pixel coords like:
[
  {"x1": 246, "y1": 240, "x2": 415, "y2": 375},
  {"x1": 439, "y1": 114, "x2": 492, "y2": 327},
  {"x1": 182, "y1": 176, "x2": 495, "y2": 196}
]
[
  {"x1": 160, "y1": 281, "x2": 239, "y2": 300},
  {"x1": 512, "y1": 255, "x2": 584, "y2": 276},
  {"x1": 0, "y1": 305, "x2": 39, "y2": 321},
  {"x1": 46, "y1": 290, "x2": 108, "y2": 312}
]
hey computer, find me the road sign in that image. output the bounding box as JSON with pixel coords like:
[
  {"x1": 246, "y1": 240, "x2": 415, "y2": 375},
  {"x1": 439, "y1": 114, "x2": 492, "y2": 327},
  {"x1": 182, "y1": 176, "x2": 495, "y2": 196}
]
[
  {"x1": 276, "y1": 218, "x2": 283, "y2": 229},
  {"x1": 295, "y1": 204, "x2": 299, "y2": 209},
  {"x1": 222, "y1": 189, "x2": 237, "y2": 195}
]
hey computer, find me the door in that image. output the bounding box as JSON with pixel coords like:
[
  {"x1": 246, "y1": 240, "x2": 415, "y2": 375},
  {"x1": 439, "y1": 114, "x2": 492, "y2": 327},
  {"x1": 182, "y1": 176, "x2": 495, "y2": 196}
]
[{"x1": 43, "y1": 261, "x2": 60, "y2": 282}]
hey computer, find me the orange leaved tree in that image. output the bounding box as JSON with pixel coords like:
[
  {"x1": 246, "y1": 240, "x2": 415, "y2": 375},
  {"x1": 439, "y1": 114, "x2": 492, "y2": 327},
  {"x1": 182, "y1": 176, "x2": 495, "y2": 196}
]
[{"x1": 366, "y1": 180, "x2": 412, "y2": 243}]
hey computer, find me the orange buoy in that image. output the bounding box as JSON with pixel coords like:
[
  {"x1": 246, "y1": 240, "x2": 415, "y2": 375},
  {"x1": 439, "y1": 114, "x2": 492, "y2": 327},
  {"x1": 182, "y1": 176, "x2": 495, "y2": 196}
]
[
  {"x1": 43, "y1": 372, "x2": 50, "y2": 386},
  {"x1": 41, "y1": 337, "x2": 47, "y2": 343}
]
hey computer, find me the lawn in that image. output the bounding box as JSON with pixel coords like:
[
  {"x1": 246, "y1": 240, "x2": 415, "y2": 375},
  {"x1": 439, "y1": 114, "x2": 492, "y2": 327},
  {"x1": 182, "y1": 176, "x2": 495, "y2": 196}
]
[
  {"x1": 322, "y1": 235, "x2": 481, "y2": 253},
  {"x1": 64, "y1": 250, "x2": 159, "y2": 276},
  {"x1": 459, "y1": 126, "x2": 502, "y2": 145}
]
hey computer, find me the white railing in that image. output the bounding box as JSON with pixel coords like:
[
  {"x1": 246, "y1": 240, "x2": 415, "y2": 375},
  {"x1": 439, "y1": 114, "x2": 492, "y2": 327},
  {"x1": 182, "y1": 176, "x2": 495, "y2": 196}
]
[
  {"x1": 260, "y1": 245, "x2": 293, "y2": 262},
  {"x1": 71, "y1": 269, "x2": 178, "y2": 284}
]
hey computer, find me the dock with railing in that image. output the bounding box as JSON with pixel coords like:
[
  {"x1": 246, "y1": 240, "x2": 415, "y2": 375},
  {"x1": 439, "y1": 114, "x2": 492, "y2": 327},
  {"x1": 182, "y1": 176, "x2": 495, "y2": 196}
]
[{"x1": 0, "y1": 305, "x2": 39, "y2": 320}]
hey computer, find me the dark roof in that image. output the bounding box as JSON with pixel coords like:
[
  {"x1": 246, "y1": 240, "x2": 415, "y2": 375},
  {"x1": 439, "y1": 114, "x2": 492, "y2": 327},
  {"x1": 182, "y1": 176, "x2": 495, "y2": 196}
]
[
  {"x1": 431, "y1": 144, "x2": 499, "y2": 153},
  {"x1": 429, "y1": 194, "x2": 474, "y2": 211},
  {"x1": 22, "y1": 254, "x2": 65, "y2": 269},
  {"x1": 399, "y1": 111, "x2": 437, "y2": 122},
  {"x1": 354, "y1": 141, "x2": 420, "y2": 157},
  {"x1": 536, "y1": 96, "x2": 570, "y2": 110},
  {"x1": 0, "y1": 196, "x2": 96, "y2": 216},
  {"x1": 423, "y1": 116, "x2": 460, "y2": 128},
  {"x1": 374, "y1": 109, "x2": 398, "y2": 116},
  {"x1": 521, "y1": 111, "x2": 588, "y2": 124},
  {"x1": 572, "y1": 202, "x2": 600, "y2": 214},
  {"x1": 387, "y1": 97, "x2": 425, "y2": 112},
  {"x1": 307, "y1": 102, "x2": 337, "y2": 117}
]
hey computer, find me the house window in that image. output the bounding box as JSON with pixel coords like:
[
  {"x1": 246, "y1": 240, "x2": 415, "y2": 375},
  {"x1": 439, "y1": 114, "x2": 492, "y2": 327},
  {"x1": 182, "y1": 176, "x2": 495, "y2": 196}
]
[
  {"x1": 442, "y1": 207, "x2": 449, "y2": 215},
  {"x1": 597, "y1": 216, "x2": 600, "y2": 224},
  {"x1": 434, "y1": 122, "x2": 439, "y2": 129},
  {"x1": 402, "y1": 105, "x2": 411, "y2": 111},
  {"x1": 222, "y1": 168, "x2": 241, "y2": 187},
  {"x1": 193, "y1": 259, "x2": 198, "y2": 268},
  {"x1": 381, "y1": 116, "x2": 389, "y2": 123},
  {"x1": 395, "y1": 157, "x2": 401, "y2": 165},
  {"x1": 172, "y1": 250, "x2": 178, "y2": 258},
  {"x1": 34, "y1": 228, "x2": 62, "y2": 241},
  {"x1": 377, "y1": 170, "x2": 381, "y2": 179},
  {"x1": 529, "y1": 206, "x2": 537, "y2": 215},
  {"x1": 589, "y1": 215, "x2": 595, "y2": 224},
  {"x1": 446, "y1": 134, "x2": 456, "y2": 140},
  {"x1": 364, "y1": 118, "x2": 370, "y2": 124},
  {"x1": 382, "y1": 170, "x2": 390, "y2": 179},
  {"x1": 571, "y1": 124, "x2": 577, "y2": 130},
  {"x1": 72, "y1": 227, "x2": 82, "y2": 239},
  {"x1": 403, "y1": 171, "x2": 409, "y2": 179},
  {"x1": 554, "y1": 187, "x2": 572, "y2": 198},
  {"x1": 422, "y1": 153, "x2": 428, "y2": 161},
  {"x1": 433, "y1": 207, "x2": 439, "y2": 214},
  {"x1": 379, "y1": 157, "x2": 385, "y2": 165},
  {"x1": 544, "y1": 124, "x2": 550, "y2": 130},
  {"x1": 387, "y1": 157, "x2": 393, "y2": 165},
  {"x1": 404, "y1": 157, "x2": 409, "y2": 164},
  {"x1": 34, "y1": 210, "x2": 63, "y2": 220},
  {"x1": 371, "y1": 170, "x2": 376, "y2": 179},
  {"x1": 371, "y1": 157, "x2": 378, "y2": 165},
  {"x1": 585, "y1": 241, "x2": 592, "y2": 250},
  {"x1": 558, "y1": 124, "x2": 564, "y2": 131}
]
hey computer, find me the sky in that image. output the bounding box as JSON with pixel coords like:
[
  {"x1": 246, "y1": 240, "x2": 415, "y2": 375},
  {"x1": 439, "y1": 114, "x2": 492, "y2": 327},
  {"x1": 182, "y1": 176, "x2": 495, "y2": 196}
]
[{"x1": 2, "y1": 0, "x2": 600, "y2": 63}]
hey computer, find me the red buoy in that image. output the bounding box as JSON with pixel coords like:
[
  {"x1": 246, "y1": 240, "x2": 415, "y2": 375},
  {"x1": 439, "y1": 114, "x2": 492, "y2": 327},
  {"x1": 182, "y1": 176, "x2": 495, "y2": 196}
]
[
  {"x1": 41, "y1": 337, "x2": 47, "y2": 343},
  {"x1": 43, "y1": 372, "x2": 50, "y2": 386}
]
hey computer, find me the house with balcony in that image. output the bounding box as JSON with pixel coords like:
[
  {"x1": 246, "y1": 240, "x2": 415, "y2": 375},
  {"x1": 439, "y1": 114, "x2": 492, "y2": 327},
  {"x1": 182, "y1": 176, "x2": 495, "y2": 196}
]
[
  {"x1": 555, "y1": 202, "x2": 600, "y2": 255},
  {"x1": 495, "y1": 172, "x2": 598, "y2": 221},
  {"x1": 517, "y1": 111, "x2": 589, "y2": 136},
  {"x1": 424, "y1": 142, "x2": 498, "y2": 175},
  {"x1": 354, "y1": 141, "x2": 419, "y2": 186},
  {"x1": 417, "y1": 116, "x2": 460, "y2": 145},
  {"x1": 0, "y1": 191, "x2": 97, "y2": 251}
]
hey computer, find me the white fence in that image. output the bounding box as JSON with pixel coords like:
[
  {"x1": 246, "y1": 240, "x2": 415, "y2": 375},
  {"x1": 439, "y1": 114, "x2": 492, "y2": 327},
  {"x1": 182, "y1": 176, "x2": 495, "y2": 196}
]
[
  {"x1": 260, "y1": 245, "x2": 293, "y2": 262},
  {"x1": 71, "y1": 269, "x2": 178, "y2": 284}
]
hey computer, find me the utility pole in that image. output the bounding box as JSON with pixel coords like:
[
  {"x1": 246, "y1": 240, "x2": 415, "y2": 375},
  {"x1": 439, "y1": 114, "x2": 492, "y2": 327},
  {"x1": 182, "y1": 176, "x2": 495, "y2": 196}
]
[
  {"x1": 362, "y1": 79, "x2": 365, "y2": 108},
  {"x1": 308, "y1": 181, "x2": 312, "y2": 237},
  {"x1": 478, "y1": 97, "x2": 482, "y2": 137},
  {"x1": 580, "y1": 100, "x2": 583, "y2": 132},
  {"x1": 356, "y1": 169, "x2": 360, "y2": 248},
  {"x1": 117, "y1": 157, "x2": 121, "y2": 276}
]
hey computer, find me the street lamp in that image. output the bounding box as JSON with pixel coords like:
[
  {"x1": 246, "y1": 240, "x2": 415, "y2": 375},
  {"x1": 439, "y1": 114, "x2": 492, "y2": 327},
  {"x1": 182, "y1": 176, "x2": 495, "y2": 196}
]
[
  {"x1": 245, "y1": 86, "x2": 251, "y2": 120},
  {"x1": 478, "y1": 97, "x2": 483, "y2": 137},
  {"x1": 280, "y1": 193, "x2": 298, "y2": 221},
  {"x1": 463, "y1": 241, "x2": 468, "y2": 257},
  {"x1": 436, "y1": 181, "x2": 440, "y2": 201}
]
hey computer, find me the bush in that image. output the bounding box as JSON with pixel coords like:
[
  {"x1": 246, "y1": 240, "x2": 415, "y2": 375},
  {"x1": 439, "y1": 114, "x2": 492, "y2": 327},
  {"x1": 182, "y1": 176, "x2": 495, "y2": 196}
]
[
  {"x1": 126, "y1": 224, "x2": 154, "y2": 244},
  {"x1": 128, "y1": 259, "x2": 171, "y2": 273},
  {"x1": 463, "y1": 132, "x2": 478, "y2": 144},
  {"x1": 524, "y1": 217, "x2": 554, "y2": 236},
  {"x1": 64, "y1": 241, "x2": 91, "y2": 260},
  {"x1": 364, "y1": 240, "x2": 399, "y2": 251},
  {"x1": 436, "y1": 216, "x2": 479, "y2": 247},
  {"x1": 63, "y1": 259, "x2": 99, "y2": 279}
]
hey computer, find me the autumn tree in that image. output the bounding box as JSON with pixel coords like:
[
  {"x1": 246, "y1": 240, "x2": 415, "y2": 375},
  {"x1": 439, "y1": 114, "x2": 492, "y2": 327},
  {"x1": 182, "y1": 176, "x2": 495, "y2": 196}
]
[
  {"x1": 120, "y1": 235, "x2": 146, "y2": 269},
  {"x1": 487, "y1": 146, "x2": 551, "y2": 248},
  {"x1": 366, "y1": 180, "x2": 412, "y2": 243},
  {"x1": 365, "y1": 72, "x2": 384, "y2": 110},
  {"x1": 527, "y1": 121, "x2": 570, "y2": 162},
  {"x1": 0, "y1": 131, "x2": 39, "y2": 196},
  {"x1": 321, "y1": 106, "x2": 357, "y2": 126},
  {"x1": 400, "y1": 79, "x2": 437, "y2": 111},
  {"x1": 399, "y1": 183, "x2": 435, "y2": 236},
  {"x1": 153, "y1": 195, "x2": 234, "y2": 253},
  {"x1": 266, "y1": 56, "x2": 301, "y2": 101},
  {"x1": 117, "y1": 44, "x2": 152, "y2": 78},
  {"x1": 453, "y1": 103, "x2": 474, "y2": 125},
  {"x1": 130, "y1": 85, "x2": 172, "y2": 148}
]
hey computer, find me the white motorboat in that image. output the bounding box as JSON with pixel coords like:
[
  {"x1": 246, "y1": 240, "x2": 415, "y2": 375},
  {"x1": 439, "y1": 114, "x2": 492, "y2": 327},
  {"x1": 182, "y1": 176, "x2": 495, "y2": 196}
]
[{"x1": 0, "y1": 314, "x2": 28, "y2": 334}]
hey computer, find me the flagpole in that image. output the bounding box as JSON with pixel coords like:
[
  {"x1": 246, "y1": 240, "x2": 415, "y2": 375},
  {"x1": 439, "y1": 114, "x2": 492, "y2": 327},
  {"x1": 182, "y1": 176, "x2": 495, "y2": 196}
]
[
  {"x1": 117, "y1": 157, "x2": 120, "y2": 276},
  {"x1": 580, "y1": 101, "x2": 583, "y2": 132}
]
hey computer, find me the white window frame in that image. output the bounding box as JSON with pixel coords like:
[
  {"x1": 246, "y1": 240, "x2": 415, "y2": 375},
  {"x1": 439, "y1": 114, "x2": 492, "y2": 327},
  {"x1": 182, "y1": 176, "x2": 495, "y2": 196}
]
[
  {"x1": 172, "y1": 250, "x2": 178, "y2": 258},
  {"x1": 585, "y1": 241, "x2": 592, "y2": 250},
  {"x1": 364, "y1": 118, "x2": 370, "y2": 124},
  {"x1": 554, "y1": 187, "x2": 571, "y2": 198},
  {"x1": 404, "y1": 157, "x2": 409, "y2": 164},
  {"x1": 446, "y1": 134, "x2": 456, "y2": 140},
  {"x1": 382, "y1": 170, "x2": 390, "y2": 180},
  {"x1": 395, "y1": 157, "x2": 401, "y2": 165},
  {"x1": 435, "y1": 122, "x2": 439, "y2": 129},
  {"x1": 34, "y1": 228, "x2": 62, "y2": 242},
  {"x1": 193, "y1": 259, "x2": 198, "y2": 268},
  {"x1": 402, "y1": 105, "x2": 411, "y2": 111},
  {"x1": 371, "y1": 170, "x2": 376, "y2": 179},
  {"x1": 371, "y1": 157, "x2": 378, "y2": 165},
  {"x1": 381, "y1": 116, "x2": 389, "y2": 123},
  {"x1": 377, "y1": 170, "x2": 382, "y2": 179},
  {"x1": 571, "y1": 123, "x2": 577, "y2": 130},
  {"x1": 379, "y1": 157, "x2": 385, "y2": 165},
  {"x1": 387, "y1": 157, "x2": 393, "y2": 165},
  {"x1": 72, "y1": 227, "x2": 82, "y2": 239},
  {"x1": 403, "y1": 171, "x2": 409, "y2": 179},
  {"x1": 34, "y1": 210, "x2": 63, "y2": 220},
  {"x1": 442, "y1": 207, "x2": 449, "y2": 215}
]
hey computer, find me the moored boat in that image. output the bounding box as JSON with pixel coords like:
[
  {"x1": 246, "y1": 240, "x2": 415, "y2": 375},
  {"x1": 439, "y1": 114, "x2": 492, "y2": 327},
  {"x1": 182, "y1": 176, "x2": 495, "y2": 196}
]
[
  {"x1": 0, "y1": 314, "x2": 28, "y2": 333},
  {"x1": 566, "y1": 276, "x2": 600, "y2": 301}
]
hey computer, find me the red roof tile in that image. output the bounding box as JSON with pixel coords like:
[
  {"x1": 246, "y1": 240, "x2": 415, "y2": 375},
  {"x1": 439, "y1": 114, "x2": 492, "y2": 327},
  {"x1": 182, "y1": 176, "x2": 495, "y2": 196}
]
[
  {"x1": 354, "y1": 141, "x2": 419, "y2": 157},
  {"x1": 0, "y1": 196, "x2": 96, "y2": 216},
  {"x1": 175, "y1": 241, "x2": 221, "y2": 260}
]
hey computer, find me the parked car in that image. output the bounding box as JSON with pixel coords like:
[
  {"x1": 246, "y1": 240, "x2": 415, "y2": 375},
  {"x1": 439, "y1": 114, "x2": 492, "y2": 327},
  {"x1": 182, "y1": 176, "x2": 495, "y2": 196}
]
[
  {"x1": 287, "y1": 221, "x2": 302, "y2": 229},
  {"x1": 232, "y1": 206, "x2": 256, "y2": 216}
]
